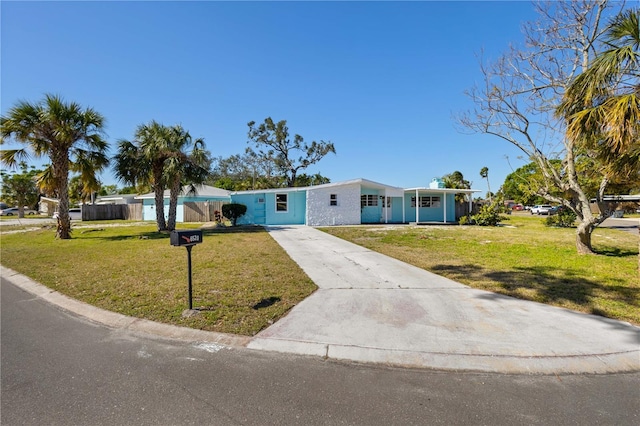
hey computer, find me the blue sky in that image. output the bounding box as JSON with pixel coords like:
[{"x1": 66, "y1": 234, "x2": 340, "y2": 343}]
[{"x1": 1, "y1": 1, "x2": 540, "y2": 195}]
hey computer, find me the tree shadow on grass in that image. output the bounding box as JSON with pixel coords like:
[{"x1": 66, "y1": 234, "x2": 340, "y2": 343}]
[
  {"x1": 593, "y1": 246, "x2": 638, "y2": 257},
  {"x1": 252, "y1": 296, "x2": 281, "y2": 310},
  {"x1": 78, "y1": 230, "x2": 169, "y2": 241},
  {"x1": 430, "y1": 263, "x2": 639, "y2": 323}
]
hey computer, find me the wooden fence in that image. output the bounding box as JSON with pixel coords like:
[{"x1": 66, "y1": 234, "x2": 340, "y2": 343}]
[
  {"x1": 82, "y1": 204, "x2": 143, "y2": 221},
  {"x1": 455, "y1": 201, "x2": 474, "y2": 219},
  {"x1": 183, "y1": 201, "x2": 229, "y2": 222}
]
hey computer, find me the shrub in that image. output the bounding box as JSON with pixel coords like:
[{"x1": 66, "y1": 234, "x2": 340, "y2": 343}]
[
  {"x1": 458, "y1": 215, "x2": 472, "y2": 225},
  {"x1": 545, "y1": 207, "x2": 577, "y2": 228},
  {"x1": 221, "y1": 203, "x2": 247, "y2": 226},
  {"x1": 468, "y1": 197, "x2": 509, "y2": 226},
  {"x1": 472, "y1": 204, "x2": 509, "y2": 226}
]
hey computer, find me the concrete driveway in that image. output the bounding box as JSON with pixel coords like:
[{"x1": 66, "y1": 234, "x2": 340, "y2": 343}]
[{"x1": 249, "y1": 226, "x2": 640, "y2": 374}]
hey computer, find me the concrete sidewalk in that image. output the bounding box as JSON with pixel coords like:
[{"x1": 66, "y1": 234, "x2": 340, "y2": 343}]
[{"x1": 248, "y1": 226, "x2": 640, "y2": 374}]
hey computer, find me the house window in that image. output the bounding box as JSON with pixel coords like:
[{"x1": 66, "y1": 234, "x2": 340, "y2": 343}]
[
  {"x1": 383, "y1": 197, "x2": 392, "y2": 208},
  {"x1": 411, "y1": 196, "x2": 440, "y2": 208},
  {"x1": 276, "y1": 193, "x2": 288, "y2": 212},
  {"x1": 360, "y1": 194, "x2": 378, "y2": 207},
  {"x1": 330, "y1": 194, "x2": 338, "y2": 206}
]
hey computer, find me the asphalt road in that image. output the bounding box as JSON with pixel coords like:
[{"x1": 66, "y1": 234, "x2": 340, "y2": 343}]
[
  {"x1": 2, "y1": 278, "x2": 639, "y2": 426},
  {"x1": 600, "y1": 217, "x2": 639, "y2": 234}
]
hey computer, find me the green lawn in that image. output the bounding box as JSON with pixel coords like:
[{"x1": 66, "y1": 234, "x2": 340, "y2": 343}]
[
  {"x1": 1, "y1": 216, "x2": 638, "y2": 334},
  {"x1": 320, "y1": 215, "x2": 639, "y2": 325},
  {"x1": 0, "y1": 223, "x2": 317, "y2": 336}
]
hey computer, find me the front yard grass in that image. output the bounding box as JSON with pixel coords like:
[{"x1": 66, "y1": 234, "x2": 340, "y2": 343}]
[
  {"x1": 320, "y1": 215, "x2": 639, "y2": 326},
  {"x1": 2, "y1": 216, "x2": 638, "y2": 334},
  {"x1": 0, "y1": 223, "x2": 316, "y2": 336}
]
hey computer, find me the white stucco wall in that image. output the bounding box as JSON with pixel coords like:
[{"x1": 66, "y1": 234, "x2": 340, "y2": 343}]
[{"x1": 306, "y1": 183, "x2": 362, "y2": 226}]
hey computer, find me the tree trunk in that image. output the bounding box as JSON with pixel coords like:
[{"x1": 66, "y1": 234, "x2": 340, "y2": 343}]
[
  {"x1": 153, "y1": 184, "x2": 167, "y2": 231},
  {"x1": 54, "y1": 150, "x2": 72, "y2": 239},
  {"x1": 167, "y1": 177, "x2": 181, "y2": 231},
  {"x1": 575, "y1": 221, "x2": 595, "y2": 255},
  {"x1": 152, "y1": 164, "x2": 167, "y2": 232}
]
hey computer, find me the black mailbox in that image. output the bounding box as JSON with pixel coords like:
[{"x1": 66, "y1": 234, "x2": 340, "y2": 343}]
[{"x1": 170, "y1": 229, "x2": 203, "y2": 247}]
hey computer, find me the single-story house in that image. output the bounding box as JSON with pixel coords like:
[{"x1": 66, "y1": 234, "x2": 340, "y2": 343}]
[
  {"x1": 136, "y1": 185, "x2": 231, "y2": 222},
  {"x1": 230, "y1": 178, "x2": 479, "y2": 226},
  {"x1": 134, "y1": 178, "x2": 479, "y2": 226}
]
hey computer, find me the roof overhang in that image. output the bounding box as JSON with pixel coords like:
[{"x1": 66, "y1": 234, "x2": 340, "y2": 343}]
[{"x1": 404, "y1": 187, "x2": 481, "y2": 194}]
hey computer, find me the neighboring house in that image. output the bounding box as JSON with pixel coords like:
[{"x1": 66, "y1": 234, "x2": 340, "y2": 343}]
[
  {"x1": 136, "y1": 185, "x2": 232, "y2": 222},
  {"x1": 590, "y1": 194, "x2": 640, "y2": 216},
  {"x1": 95, "y1": 194, "x2": 141, "y2": 205}
]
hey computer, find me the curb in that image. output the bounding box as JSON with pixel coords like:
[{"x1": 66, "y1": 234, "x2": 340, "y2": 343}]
[{"x1": 1, "y1": 266, "x2": 250, "y2": 348}]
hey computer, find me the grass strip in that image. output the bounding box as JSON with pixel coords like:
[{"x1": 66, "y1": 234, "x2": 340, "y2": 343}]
[{"x1": 0, "y1": 223, "x2": 316, "y2": 336}]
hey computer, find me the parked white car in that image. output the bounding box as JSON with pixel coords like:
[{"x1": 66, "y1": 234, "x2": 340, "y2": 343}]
[
  {"x1": 53, "y1": 208, "x2": 82, "y2": 220},
  {"x1": 530, "y1": 205, "x2": 553, "y2": 215}
]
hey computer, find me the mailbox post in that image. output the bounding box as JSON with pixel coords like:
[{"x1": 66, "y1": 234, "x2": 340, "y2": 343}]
[{"x1": 170, "y1": 230, "x2": 203, "y2": 310}]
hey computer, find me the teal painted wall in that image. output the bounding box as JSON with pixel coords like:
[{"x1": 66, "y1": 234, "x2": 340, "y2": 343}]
[
  {"x1": 402, "y1": 193, "x2": 457, "y2": 222},
  {"x1": 231, "y1": 191, "x2": 306, "y2": 225},
  {"x1": 230, "y1": 193, "x2": 264, "y2": 225},
  {"x1": 360, "y1": 188, "x2": 381, "y2": 223}
]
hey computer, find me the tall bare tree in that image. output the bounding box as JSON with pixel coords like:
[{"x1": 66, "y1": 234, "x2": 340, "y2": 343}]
[{"x1": 460, "y1": 0, "x2": 630, "y2": 254}]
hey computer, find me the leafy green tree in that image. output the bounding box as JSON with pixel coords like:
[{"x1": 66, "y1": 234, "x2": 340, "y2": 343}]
[
  {"x1": 98, "y1": 184, "x2": 119, "y2": 196},
  {"x1": 501, "y1": 162, "x2": 557, "y2": 206},
  {"x1": 293, "y1": 173, "x2": 331, "y2": 187},
  {"x1": 68, "y1": 174, "x2": 103, "y2": 205},
  {"x1": 0, "y1": 162, "x2": 41, "y2": 217},
  {"x1": 114, "y1": 121, "x2": 210, "y2": 231},
  {"x1": 247, "y1": 117, "x2": 335, "y2": 187},
  {"x1": 1, "y1": 94, "x2": 108, "y2": 238},
  {"x1": 208, "y1": 151, "x2": 282, "y2": 190}
]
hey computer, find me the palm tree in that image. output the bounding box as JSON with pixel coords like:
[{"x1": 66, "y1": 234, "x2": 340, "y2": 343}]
[
  {"x1": 163, "y1": 125, "x2": 210, "y2": 231},
  {"x1": 114, "y1": 122, "x2": 210, "y2": 232},
  {"x1": 114, "y1": 121, "x2": 168, "y2": 231},
  {"x1": 561, "y1": 9, "x2": 639, "y2": 168},
  {"x1": 442, "y1": 171, "x2": 471, "y2": 203},
  {"x1": 559, "y1": 9, "x2": 640, "y2": 254},
  {"x1": 479, "y1": 167, "x2": 491, "y2": 201},
  {"x1": 0, "y1": 94, "x2": 108, "y2": 239}
]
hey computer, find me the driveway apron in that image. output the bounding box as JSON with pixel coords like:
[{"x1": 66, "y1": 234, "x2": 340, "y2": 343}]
[{"x1": 248, "y1": 226, "x2": 640, "y2": 374}]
